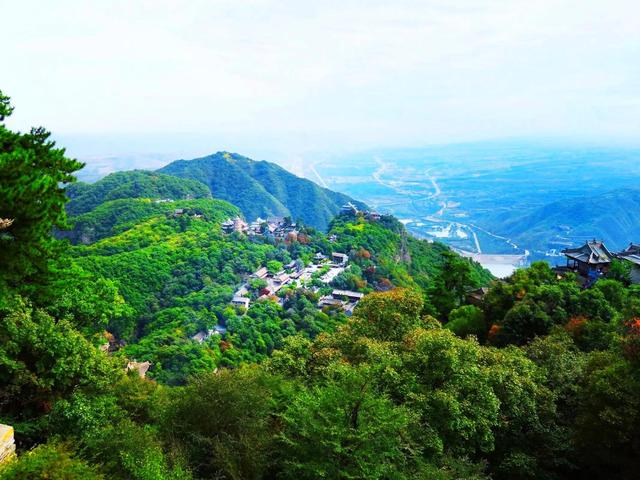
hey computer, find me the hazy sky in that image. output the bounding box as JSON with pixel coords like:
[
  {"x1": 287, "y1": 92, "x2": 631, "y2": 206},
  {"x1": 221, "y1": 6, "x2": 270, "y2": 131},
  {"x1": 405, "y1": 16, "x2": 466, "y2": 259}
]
[{"x1": 4, "y1": 0, "x2": 640, "y2": 158}]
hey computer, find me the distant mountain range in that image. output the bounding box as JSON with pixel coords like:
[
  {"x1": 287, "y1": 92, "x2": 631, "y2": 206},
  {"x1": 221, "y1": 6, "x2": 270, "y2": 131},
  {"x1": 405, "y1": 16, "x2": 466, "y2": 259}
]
[
  {"x1": 158, "y1": 152, "x2": 366, "y2": 230},
  {"x1": 495, "y1": 187, "x2": 640, "y2": 255}
]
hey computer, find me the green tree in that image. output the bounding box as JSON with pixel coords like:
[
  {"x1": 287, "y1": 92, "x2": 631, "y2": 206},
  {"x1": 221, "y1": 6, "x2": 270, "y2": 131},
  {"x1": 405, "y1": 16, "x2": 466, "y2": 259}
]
[
  {"x1": 248, "y1": 277, "x2": 268, "y2": 292},
  {"x1": 403, "y1": 328, "x2": 500, "y2": 457},
  {"x1": 44, "y1": 262, "x2": 132, "y2": 334},
  {"x1": 0, "y1": 296, "x2": 117, "y2": 417},
  {"x1": 267, "y1": 260, "x2": 283, "y2": 274},
  {"x1": 575, "y1": 351, "x2": 640, "y2": 479},
  {"x1": 349, "y1": 288, "x2": 428, "y2": 342},
  {"x1": 0, "y1": 90, "x2": 83, "y2": 292},
  {"x1": 497, "y1": 301, "x2": 552, "y2": 346},
  {"x1": 607, "y1": 259, "x2": 631, "y2": 285},
  {"x1": 0, "y1": 442, "x2": 103, "y2": 480},
  {"x1": 161, "y1": 368, "x2": 280, "y2": 479},
  {"x1": 446, "y1": 305, "x2": 486, "y2": 339},
  {"x1": 51, "y1": 390, "x2": 190, "y2": 480},
  {"x1": 429, "y1": 251, "x2": 478, "y2": 319},
  {"x1": 576, "y1": 288, "x2": 616, "y2": 324},
  {"x1": 279, "y1": 365, "x2": 415, "y2": 480}
]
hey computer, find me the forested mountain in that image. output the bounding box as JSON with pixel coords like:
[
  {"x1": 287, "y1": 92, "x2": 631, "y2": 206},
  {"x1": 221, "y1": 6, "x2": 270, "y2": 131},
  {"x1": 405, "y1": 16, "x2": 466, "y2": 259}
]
[
  {"x1": 63, "y1": 198, "x2": 232, "y2": 245},
  {"x1": 159, "y1": 151, "x2": 367, "y2": 230},
  {"x1": 61, "y1": 193, "x2": 489, "y2": 384},
  {"x1": 66, "y1": 170, "x2": 212, "y2": 216},
  {"x1": 3, "y1": 90, "x2": 640, "y2": 480},
  {"x1": 494, "y1": 187, "x2": 640, "y2": 254}
]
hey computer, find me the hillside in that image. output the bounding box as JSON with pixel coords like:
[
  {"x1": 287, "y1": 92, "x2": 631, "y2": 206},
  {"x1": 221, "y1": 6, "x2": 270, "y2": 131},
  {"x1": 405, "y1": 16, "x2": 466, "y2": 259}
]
[
  {"x1": 63, "y1": 197, "x2": 239, "y2": 245},
  {"x1": 65, "y1": 170, "x2": 212, "y2": 216},
  {"x1": 54, "y1": 185, "x2": 490, "y2": 384},
  {"x1": 159, "y1": 151, "x2": 367, "y2": 230},
  {"x1": 494, "y1": 187, "x2": 640, "y2": 255}
]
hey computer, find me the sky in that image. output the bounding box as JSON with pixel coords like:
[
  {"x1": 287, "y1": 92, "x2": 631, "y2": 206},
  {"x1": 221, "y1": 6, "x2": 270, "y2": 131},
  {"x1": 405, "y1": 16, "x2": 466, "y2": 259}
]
[{"x1": 3, "y1": 0, "x2": 640, "y2": 162}]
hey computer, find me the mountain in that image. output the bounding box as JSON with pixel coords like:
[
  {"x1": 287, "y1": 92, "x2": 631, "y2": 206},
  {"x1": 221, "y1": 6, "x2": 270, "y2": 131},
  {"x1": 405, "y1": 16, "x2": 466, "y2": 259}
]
[
  {"x1": 66, "y1": 170, "x2": 212, "y2": 216},
  {"x1": 495, "y1": 187, "x2": 640, "y2": 255},
  {"x1": 158, "y1": 151, "x2": 367, "y2": 230},
  {"x1": 60, "y1": 191, "x2": 489, "y2": 383},
  {"x1": 62, "y1": 197, "x2": 238, "y2": 245}
]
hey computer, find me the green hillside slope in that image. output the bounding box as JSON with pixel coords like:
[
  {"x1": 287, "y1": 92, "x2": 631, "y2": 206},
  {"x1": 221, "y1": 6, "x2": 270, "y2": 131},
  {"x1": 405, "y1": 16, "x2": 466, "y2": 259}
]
[
  {"x1": 61, "y1": 193, "x2": 488, "y2": 383},
  {"x1": 63, "y1": 197, "x2": 238, "y2": 245},
  {"x1": 158, "y1": 151, "x2": 367, "y2": 230},
  {"x1": 66, "y1": 170, "x2": 212, "y2": 216}
]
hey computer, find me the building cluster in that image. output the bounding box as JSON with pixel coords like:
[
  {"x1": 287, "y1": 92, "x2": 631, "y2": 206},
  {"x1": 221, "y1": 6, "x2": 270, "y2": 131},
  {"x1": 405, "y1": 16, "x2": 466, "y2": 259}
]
[
  {"x1": 560, "y1": 240, "x2": 640, "y2": 285},
  {"x1": 191, "y1": 325, "x2": 227, "y2": 344},
  {"x1": 339, "y1": 202, "x2": 382, "y2": 221},
  {"x1": 221, "y1": 204, "x2": 382, "y2": 240},
  {"x1": 229, "y1": 250, "x2": 362, "y2": 316},
  {"x1": 171, "y1": 208, "x2": 203, "y2": 218},
  {"x1": 221, "y1": 216, "x2": 300, "y2": 240},
  {"x1": 318, "y1": 289, "x2": 364, "y2": 315}
]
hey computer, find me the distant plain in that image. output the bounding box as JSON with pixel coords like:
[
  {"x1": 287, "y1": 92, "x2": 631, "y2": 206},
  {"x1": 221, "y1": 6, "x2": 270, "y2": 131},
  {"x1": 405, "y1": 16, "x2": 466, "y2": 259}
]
[{"x1": 306, "y1": 141, "x2": 640, "y2": 275}]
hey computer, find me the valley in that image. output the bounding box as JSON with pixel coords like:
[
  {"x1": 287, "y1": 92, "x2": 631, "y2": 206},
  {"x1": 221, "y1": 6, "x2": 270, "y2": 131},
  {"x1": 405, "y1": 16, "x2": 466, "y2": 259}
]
[{"x1": 308, "y1": 141, "x2": 640, "y2": 276}]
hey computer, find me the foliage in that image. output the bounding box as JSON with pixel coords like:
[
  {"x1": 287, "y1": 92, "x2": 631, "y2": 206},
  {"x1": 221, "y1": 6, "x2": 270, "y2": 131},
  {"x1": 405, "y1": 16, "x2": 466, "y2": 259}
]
[
  {"x1": 279, "y1": 365, "x2": 414, "y2": 480},
  {"x1": 0, "y1": 296, "x2": 118, "y2": 417},
  {"x1": 51, "y1": 390, "x2": 191, "y2": 480},
  {"x1": 65, "y1": 170, "x2": 211, "y2": 216},
  {"x1": 0, "y1": 91, "x2": 82, "y2": 291},
  {"x1": 0, "y1": 442, "x2": 103, "y2": 480},
  {"x1": 160, "y1": 368, "x2": 280, "y2": 479},
  {"x1": 574, "y1": 351, "x2": 640, "y2": 478},
  {"x1": 429, "y1": 251, "x2": 485, "y2": 319},
  {"x1": 446, "y1": 305, "x2": 486, "y2": 338},
  {"x1": 607, "y1": 258, "x2": 632, "y2": 284}
]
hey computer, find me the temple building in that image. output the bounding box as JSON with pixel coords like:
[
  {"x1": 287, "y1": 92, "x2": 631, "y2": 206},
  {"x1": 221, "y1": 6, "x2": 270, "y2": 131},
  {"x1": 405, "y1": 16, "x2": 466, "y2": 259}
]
[
  {"x1": 340, "y1": 202, "x2": 359, "y2": 216},
  {"x1": 561, "y1": 240, "x2": 613, "y2": 276},
  {"x1": 616, "y1": 243, "x2": 640, "y2": 284}
]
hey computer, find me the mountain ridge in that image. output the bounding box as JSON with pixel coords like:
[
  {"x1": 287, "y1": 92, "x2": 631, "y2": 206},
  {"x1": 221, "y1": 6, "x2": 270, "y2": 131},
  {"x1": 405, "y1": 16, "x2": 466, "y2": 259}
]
[
  {"x1": 158, "y1": 151, "x2": 367, "y2": 230},
  {"x1": 66, "y1": 170, "x2": 212, "y2": 216},
  {"x1": 494, "y1": 186, "x2": 640, "y2": 255}
]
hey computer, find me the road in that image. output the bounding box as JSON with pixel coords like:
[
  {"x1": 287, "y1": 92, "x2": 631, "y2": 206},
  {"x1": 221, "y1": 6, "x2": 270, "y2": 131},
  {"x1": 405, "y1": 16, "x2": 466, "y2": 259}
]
[{"x1": 317, "y1": 156, "x2": 527, "y2": 261}]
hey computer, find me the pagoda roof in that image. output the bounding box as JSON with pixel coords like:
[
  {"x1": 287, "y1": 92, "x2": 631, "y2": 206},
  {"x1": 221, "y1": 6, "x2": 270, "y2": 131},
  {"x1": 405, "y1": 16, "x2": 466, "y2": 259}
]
[{"x1": 561, "y1": 240, "x2": 613, "y2": 265}]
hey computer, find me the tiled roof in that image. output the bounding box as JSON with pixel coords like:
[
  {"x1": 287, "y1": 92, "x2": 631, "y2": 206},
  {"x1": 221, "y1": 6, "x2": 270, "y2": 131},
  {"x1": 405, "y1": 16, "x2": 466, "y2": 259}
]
[
  {"x1": 562, "y1": 240, "x2": 613, "y2": 265},
  {"x1": 332, "y1": 289, "x2": 365, "y2": 299},
  {"x1": 617, "y1": 243, "x2": 640, "y2": 266}
]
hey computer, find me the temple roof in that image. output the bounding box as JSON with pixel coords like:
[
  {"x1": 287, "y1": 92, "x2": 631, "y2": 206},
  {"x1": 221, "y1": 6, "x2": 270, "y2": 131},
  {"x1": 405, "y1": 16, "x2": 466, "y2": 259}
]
[
  {"x1": 562, "y1": 240, "x2": 613, "y2": 265},
  {"x1": 617, "y1": 243, "x2": 640, "y2": 266}
]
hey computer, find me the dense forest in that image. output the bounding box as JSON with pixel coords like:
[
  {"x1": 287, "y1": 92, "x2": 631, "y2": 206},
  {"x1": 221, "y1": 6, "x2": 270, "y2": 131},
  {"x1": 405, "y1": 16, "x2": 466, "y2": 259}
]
[
  {"x1": 1, "y1": 90, "x2": 640, "y2": 479},
  {"x1": 65, "y1": 170, "x2": 213, "y2": 216}
]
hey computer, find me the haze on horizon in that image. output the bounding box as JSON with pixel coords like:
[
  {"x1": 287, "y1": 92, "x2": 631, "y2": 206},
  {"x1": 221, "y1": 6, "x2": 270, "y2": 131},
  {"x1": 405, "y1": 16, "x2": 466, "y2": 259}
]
[{"x1": 4, "y1": 0, "x2": 640, "y2": 161}]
